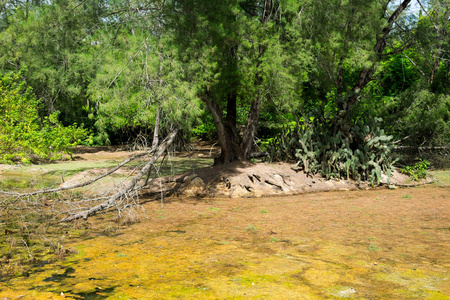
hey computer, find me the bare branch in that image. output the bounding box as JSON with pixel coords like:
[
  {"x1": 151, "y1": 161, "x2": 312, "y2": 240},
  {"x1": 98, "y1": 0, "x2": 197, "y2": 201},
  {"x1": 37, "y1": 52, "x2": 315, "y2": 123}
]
[
  {"x1": 0, "y1": 150, "x2": 155, "y2": 198},
  {"x1": 60, "y1": 130, "x2": 178, "y2": 222},
  {"x1": 402, "y1": 52, "x2": 430, "y2": 80}
]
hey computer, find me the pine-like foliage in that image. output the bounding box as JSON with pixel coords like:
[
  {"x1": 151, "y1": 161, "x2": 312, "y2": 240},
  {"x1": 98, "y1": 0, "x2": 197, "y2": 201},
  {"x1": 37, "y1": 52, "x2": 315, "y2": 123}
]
[{"x1": 268, "y1": 116, "x2": 397, "y2": 186}]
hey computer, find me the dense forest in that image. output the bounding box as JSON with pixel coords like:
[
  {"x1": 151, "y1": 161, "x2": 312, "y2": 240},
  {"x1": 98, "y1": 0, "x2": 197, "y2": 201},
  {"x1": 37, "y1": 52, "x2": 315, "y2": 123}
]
[{"x1": 0, "y1": 0, "x2": 449, "y2": 176}]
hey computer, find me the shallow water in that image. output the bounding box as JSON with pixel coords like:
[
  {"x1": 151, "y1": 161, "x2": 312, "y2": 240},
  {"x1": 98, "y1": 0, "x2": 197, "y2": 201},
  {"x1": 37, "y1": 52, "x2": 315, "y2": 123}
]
[{"x1": 0, "y1": 186, "x2": 449, "y2": 299}]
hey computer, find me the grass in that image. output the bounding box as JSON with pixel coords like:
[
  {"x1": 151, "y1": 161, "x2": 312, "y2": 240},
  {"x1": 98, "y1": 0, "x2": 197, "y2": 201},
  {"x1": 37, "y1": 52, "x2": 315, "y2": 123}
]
[
  {"x1": 245, "y1": 224, "x2": 259, "y2": 232},
  {"x1": 429, "y1": 170, "x2": 450, "y2": 185},
  {"x1": 368, "y1": 244, "x2": 381, "y2": 251}
]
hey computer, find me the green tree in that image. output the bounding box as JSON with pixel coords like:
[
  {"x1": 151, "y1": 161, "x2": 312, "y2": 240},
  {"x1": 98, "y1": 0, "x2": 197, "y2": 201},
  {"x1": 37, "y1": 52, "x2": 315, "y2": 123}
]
[
  {"x1": 87, "y1": 3, "x2": 201, "y2": 145},
  {"x1": 362, "y1": 0, "x2": 450, "y2": 147},
  {"x1": 0, "y1": 0, "x2": 106, "y2": 125},
  {"x1": 0, "y1": 73, "x2": 88, "y2": 164},
  {"x1": 170, "y1": 0, "x2": 306, "y2": 163}
]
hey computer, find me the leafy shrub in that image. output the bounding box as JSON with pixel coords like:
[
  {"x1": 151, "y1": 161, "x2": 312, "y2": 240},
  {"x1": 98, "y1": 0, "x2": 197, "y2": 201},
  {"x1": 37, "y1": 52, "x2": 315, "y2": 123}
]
[
  {"x1": 0, "y1": 73, "x2": 88, "y2": 164},
  {"x1": 268, "y1": 115, "x2": 397, "y2": 185},
  {"x1": 400, "y1": 159, "x2": 430, "y2": 181}
]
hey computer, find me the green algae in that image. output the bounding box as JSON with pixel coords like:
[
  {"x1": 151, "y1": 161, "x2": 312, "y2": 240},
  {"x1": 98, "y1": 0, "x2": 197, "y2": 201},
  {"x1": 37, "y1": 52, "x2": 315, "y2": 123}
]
[{"x1": 1, "y1": 185, "x2": 449, "y2": 299}]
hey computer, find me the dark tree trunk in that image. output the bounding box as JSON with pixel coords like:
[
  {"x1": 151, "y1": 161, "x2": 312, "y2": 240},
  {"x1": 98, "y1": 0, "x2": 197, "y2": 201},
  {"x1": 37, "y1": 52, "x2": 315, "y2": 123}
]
[
  {"x1": 202, "y1": 90, "x2": 263, "y2": 164},
  {"x1": 242, "y1": 96, "x2": 261, "y2": 157},
  {"x1": 202, "y1": 93, "x2": 244, "y2": 164}
]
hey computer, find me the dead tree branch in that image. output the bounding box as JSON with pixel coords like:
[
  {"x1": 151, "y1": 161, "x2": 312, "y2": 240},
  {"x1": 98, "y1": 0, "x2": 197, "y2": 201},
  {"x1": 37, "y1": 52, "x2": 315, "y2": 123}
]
[
  {"x1": 60, "y1": 130, "x2": 178, "y2": 222},
  {"x1": 0, "y1": 150, "x2": 156, "y2": 199}
]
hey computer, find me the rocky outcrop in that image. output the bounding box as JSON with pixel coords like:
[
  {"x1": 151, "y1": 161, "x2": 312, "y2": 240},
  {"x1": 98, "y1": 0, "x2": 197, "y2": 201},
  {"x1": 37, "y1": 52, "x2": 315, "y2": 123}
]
[{"x1": 177, "y1": 176, "x2": 207, "y2": 197}]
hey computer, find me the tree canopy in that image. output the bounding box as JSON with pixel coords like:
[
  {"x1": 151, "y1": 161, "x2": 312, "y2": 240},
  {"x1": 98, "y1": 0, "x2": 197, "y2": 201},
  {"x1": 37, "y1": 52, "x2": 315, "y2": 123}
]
[{"x1": 0, "y1": 0, "x2": 448, "y2": 165}]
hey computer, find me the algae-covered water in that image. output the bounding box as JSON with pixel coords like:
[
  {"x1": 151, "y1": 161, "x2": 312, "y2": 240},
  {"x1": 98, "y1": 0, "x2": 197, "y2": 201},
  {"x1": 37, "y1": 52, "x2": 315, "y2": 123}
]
[
  {"x1": 0, "y1": 150, "x2": 448, "y2": 299},
  {"x1": 1, "y1": 185, "x2": 449, "y2": 299}
]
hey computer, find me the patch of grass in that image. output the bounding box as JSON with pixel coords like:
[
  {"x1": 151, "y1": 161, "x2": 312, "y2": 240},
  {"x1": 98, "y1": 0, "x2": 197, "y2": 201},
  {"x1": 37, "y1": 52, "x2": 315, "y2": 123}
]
[
  {"x1": 208, "y1": 207, "x2": 221, "y2": 212},
  {"x1": 429, "y1": 170, "x2": 450, "y2": 185},
  {"x1": 402, "y1": 194, "x2": 412, "y2": 199},
  {"x1": 231, "y1": 274, "x2": 278, "y2": 286},
  {"x1": 259, "y1": 209, "x2": 268, "y2": 213},
  {"x1": 270, "y1": 238, "x2": 280, "y2": 242},
  {"x1": 245, "y1": 225, "x2": 258, "y2": 232},
  {"x1": 368, "y1": 244, "x2": 380, "y2": 251}
]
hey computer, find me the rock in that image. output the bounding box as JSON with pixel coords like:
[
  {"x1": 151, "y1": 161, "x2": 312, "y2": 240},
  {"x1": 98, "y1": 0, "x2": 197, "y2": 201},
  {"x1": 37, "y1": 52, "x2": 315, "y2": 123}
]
[
  {"x1": 183, "y1": 173, "x2": 197, "y2": 183},
  {"x1": 178, "y1": 176, "x2": 207, "y2": 197},
  {"x1": 380, "y1": 173, "x2": 390, "y2": 184}
]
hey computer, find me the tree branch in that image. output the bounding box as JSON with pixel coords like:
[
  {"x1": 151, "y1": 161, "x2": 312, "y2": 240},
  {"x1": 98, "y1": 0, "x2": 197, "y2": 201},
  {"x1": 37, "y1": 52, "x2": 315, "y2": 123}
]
[
  {"x1": 60, "y1": 130, "x2": 178, "y2": 222},
  {"x1": 1, "y1": 150, "x2": 156, "y2": 198}
]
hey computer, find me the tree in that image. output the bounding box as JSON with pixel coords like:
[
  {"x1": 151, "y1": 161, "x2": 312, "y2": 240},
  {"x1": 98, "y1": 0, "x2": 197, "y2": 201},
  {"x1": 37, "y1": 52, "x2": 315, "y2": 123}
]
[
  {"x1": 298, "y1": 0, "x2": 412, "y2": 121},
  {"x1": 0, "y1": 72, "x2": 88, "y2": 164},
  {"x1": 170, "y1": 0, "x2": 304, "y2": 163},
  {"x1": 361, "y1": 0, "x2": 450, "y2": 148},
  {"x1": 0, "y1": 0, "x2": 106, "y2": 125}
]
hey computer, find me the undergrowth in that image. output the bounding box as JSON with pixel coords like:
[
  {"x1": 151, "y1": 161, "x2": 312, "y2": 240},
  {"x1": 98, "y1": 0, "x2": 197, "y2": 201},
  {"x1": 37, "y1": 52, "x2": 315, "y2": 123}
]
[
  {"x1": 400, "y1": 159, "x2": 430, "y2": 181},
  {"x1": 267, "y1": 116, "x2": 397, "y2": 185}
]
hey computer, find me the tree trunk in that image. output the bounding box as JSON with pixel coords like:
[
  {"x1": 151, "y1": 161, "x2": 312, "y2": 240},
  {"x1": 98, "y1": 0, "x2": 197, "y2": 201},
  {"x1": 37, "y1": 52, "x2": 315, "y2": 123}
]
[
  {"x1": 202, "y1": 93, "x2": 244, "y2": 164},
  {"x1": 242, "y1": 96, "x2": 261, "y2": 158},
  {"x1": 203, "y1": 92, "x2": 263, "y2": 164},
  {"x1": 151, "y1": 101, "x2": 162, "y2": 151}
]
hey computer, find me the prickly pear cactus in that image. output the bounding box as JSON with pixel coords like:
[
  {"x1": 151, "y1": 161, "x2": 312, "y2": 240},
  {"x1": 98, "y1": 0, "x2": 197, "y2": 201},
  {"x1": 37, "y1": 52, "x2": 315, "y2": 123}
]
[{"x1": 268, "y1": 116, "x2": 397, "y2": 185}]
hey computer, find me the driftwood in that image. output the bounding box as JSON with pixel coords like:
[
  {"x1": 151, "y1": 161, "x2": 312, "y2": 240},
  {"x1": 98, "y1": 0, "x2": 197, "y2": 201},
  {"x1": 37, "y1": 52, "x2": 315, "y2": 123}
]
[
  {"x1": 394, "y1": 179, "x2": 448, "y2": 188},
  {"x1": 60, "y1": 130, "x2": 178, "y2": 222}
]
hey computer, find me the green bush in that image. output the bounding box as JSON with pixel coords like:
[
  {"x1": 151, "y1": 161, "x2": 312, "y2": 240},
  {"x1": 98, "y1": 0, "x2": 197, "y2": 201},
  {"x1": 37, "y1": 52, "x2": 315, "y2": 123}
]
[
  {"x1": 400, "y1": 160, "x2": 430, "y2": 181},
  {"x1": 0, "y1": 73, "x2": 88, "y2": 164}
]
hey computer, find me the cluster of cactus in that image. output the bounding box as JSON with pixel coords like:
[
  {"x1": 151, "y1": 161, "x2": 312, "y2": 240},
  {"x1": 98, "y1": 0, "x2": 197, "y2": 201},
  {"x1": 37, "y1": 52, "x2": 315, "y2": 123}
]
[{"x1": 268, "y1": 116, "x2": 397, "y2": 185}]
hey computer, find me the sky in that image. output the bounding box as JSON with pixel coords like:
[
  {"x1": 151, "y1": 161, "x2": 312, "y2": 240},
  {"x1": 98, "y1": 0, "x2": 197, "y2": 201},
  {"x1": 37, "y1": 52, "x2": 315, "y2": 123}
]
[{"x1": 409, "y1": 0, "x2": 422, "y2": 15}]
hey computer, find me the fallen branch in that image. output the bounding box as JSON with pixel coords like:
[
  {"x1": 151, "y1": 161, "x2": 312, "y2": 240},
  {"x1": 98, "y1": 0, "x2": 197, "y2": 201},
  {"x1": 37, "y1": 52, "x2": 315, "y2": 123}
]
[
  {"x1": 394, "y1": 179, "x2": 435, "y2": 187},
  {"x1": 0, "y1": 150, "x2": 156, "y2": 198},
  {"x1": 60, "y1": 130, "x2": 178, "y2": 222},
  {"x1": 393, "y1": 145, "x2": 450, "y2": 151}
]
